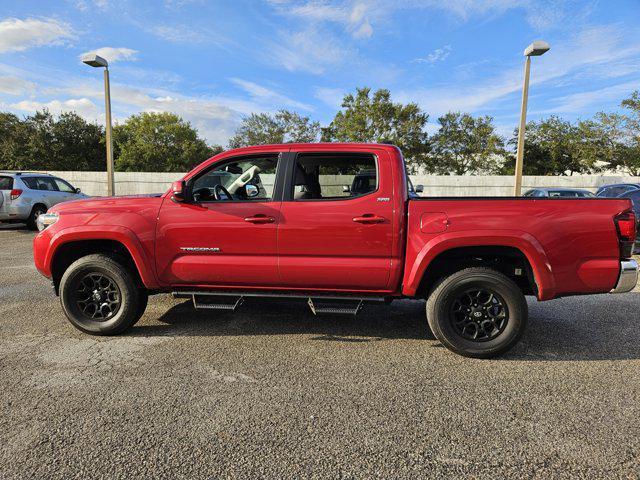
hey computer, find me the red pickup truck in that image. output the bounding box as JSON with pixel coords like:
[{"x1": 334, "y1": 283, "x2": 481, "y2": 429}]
[{"x1": 33, "y1": 143, "x2": 638, "y2": 358}]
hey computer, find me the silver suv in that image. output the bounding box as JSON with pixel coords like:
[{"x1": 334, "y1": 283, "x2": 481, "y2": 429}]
[{"x1": 0, "y1": 172, "x2": 88, "y2": 230}]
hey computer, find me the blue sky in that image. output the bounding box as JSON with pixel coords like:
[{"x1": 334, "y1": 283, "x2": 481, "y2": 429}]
[{"x1": 1, "y1": 0, "x2": 640, "y2": 146}]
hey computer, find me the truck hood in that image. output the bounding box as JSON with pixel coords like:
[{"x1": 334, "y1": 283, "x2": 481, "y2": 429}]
[{"x1": 50, "y1": 193, "x2": 164, "y2": 215}]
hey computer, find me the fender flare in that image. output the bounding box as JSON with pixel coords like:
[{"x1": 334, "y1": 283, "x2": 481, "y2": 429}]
[
  {"x1": 46, "y1": 225, "x2": 159, "y2": 289},
  {"x1": 402, "y1": 229, "x2": 556, "y2": 300}
]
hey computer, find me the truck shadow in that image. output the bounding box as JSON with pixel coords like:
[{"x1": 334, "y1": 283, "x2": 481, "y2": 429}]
[
  {"x1": 133, "y1": 297, "x2": 433, "y2": 342},
  {"x1": 128, "y1": 295, "x2": 640, "y2": 362}
]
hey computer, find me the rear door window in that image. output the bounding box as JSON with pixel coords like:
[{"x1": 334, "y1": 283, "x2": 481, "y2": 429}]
[
  {"x1": 291, "y1": 153, "x2": 377, "y2": 200},
  {"x1": 25, "y1": 177, "x2": 59, "y2": 191},
  {"x1": 0, "y1": 176, "x2": 13, "y2": 190}
]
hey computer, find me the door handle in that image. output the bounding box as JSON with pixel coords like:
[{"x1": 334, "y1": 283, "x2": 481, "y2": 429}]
[
  {"x1": 353, "y1": 214, "x2": 385, "y2": 224},
  {"x1": 244, "y1": 215, "x2": 275, "y2": 224}
]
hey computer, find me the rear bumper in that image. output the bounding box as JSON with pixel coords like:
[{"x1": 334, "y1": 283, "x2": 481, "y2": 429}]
[
  {"x1": 0, "y1": 203, "x2": 31, "y2": 221},
  {"x1": 611, "y1": 259, "x2": 638, "y2": 293}
]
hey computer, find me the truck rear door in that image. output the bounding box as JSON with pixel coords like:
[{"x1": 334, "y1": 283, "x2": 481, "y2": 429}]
[{"x1": 277, "y1": 149, "x2": 395, "y2": 290}]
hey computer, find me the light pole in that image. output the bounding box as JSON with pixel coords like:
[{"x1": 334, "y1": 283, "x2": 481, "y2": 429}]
[
  {"x1": 513, "y1": 40, "x2": 550, "y2": 196},
  {"x1": 82, "y1": 54, "x2": 115, "y2": 196}
]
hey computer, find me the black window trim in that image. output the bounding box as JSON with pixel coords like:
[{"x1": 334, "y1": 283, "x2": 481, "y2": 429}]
[
  {"x1": 283, "y1": 151, "x2": 380, "y2": 203},
  {"x1": 186, "y1": 152, "x2": 287, "y2": 204}
]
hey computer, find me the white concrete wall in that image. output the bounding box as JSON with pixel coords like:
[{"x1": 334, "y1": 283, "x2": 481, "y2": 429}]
[{"x1": 45, "y1": 170, "x2": 640, "y2": 197}]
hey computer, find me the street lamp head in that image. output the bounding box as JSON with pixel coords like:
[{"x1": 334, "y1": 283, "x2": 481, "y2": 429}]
[
  {"x1": 81, "y1": 54, "x2": 108, "y2": 68},
  {"x1": 524, "y1": 40, "x2": 550, "y2": 57}
]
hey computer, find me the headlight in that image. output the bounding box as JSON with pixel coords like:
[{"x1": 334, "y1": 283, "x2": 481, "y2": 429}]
[{"x1": 37, "y1": 212, "x2": 59, "y2": 231}]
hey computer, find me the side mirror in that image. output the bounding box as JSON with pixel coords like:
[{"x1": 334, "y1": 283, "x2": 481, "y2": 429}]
[
  {"x1": 75, "y1": 187, "x2": 82, "y2": 194},
  {"x1": 414, "y1": 184, "x2": 424, "y2": 193},
  {"x1": 171, "y1": 180, "x2": 186, "y2": 203},
  {"x1": 342, "y1": 185, "x2": 351, "y2": 193},
  {"x1": 245, "y1": 184, "x2": 259, "y2": 198}
]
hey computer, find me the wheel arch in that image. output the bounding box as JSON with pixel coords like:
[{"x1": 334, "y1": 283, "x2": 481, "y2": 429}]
[
  {"x1": 48, "y1": 227, "x2": 158, "y2": 294},
  {"x1": 403, "y1": 231, "x2": 555, "y2": 300}
]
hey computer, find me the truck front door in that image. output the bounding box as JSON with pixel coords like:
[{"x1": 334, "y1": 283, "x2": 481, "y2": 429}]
[{"x1": 155, "y1": 152, "x2": 284, "y2": 287}]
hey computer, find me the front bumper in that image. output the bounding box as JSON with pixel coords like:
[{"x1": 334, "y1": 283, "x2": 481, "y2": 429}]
[{"x1": 611, "y1": 259, "x2": 638, "y2": 293}]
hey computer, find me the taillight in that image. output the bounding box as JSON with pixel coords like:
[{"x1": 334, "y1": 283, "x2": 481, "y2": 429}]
[
  {"x1": 615, "y1": 211, "x2": 636, "y2": 241},
  {"x1": 10, "y1": 189, "x2": 22, "y2": 200},
  {"x1": 615, "y1": 210, "x2": 637, "y2": 258}
]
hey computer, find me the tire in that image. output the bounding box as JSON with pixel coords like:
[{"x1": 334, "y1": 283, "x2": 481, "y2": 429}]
[
  {"x1": 59, "y1": 254, "x2": 144, "y2": 335},
  {"x1": 26, "y1": 204, "x2": 47, "y2": 231},
  {"x1": 135, "y1": 289, "x2": 149, "y2": 322},
  {"x1": 426, "y1": 267, "x2": 527, "y2": 359}
]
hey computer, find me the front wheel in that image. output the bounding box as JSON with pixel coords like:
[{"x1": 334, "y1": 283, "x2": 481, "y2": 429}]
[
  {"x1": 59, "y1": 254, "x2": 146, "y2": 335},
  {"x1": 426, "y1": 267, "x2": 528, "y2": 358}
]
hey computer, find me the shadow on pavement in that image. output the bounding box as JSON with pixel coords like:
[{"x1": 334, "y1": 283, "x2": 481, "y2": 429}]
[
  {"x1": 129, "y1": 297, "x2": 434, "y2": 342},
  {"x1": 0, "y1": 223, "x2": 29, "y2": 231},
  {"x1": 126, "y1": 295, "x2": 640, "y2": 361}
]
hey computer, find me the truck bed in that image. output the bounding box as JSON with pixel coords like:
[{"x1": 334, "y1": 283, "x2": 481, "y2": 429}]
[{"x1": 403, "y1": 197, "x2": 632, "y2": 300}]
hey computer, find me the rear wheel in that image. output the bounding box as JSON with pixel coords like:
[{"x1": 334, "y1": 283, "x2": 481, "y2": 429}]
[
  {"x1": 59, "y1": 254, "x2": 145, "y2": 335},
  {"x1": 26, "y1": 204, "x2": 47, "y2": 231},
  {"x1": 426, "y1": 267, "x2": 527, "y2": 358}
]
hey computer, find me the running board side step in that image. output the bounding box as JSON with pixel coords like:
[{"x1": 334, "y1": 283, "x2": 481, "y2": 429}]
[{"x1": 172, "y1": 291, "x2": 386, "y2": 316}]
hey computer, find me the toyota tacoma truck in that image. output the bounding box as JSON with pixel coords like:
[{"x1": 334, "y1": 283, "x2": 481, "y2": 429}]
[{"x1": 33, "y1": 143, "x2": 639, "y2": 358}]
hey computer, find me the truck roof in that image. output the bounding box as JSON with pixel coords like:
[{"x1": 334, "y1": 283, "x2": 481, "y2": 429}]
[{"x1": 221, "y1": 142, "x2": 401, "y2": 154}]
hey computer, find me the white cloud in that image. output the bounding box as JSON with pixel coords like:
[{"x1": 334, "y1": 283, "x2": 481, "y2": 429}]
[
  {"x1": 268, "y1": 29, "x2": 351, "y2": 74},
  {"x1": 11, "y1": 98, "x2": 99, "y2": 119},
  {"x1": 150, "y1": 25, "x2": 208, "y2": 44},
  {"x1": 230, "y1": 78, "x2": 313, "y2": 111},
  {"x1": 269, "y1": 0, "x2": 581, "y2": 41},
  {"x1": 0, "y1": 17, "x2": 74, "y2": 53},
  {"x1": 398, "y1": 24, "x2": 640, "y2": 118},
  {"x1": 80, "y1": 47, "x2": 138, "y2": 63},
  {"x1": 414, "y1": 45, "x2": 452, "y2": 65},
  {"x1": 74, "y1": 0, "x2": 109, "y2": 11},
  {"x1": 0, "y1": 76, "x2": 36, "y2": 96},
  {"x1": 278, "y1": 1, "x2": 374, "y2": 38},
  {"x1": 314, "y1": 87, "x2": 345, "y2": 108},
  {"x1": 35, "y1": 75, "x2": 310, "y2": 145},
  {"x1": 538, "y1": 80, "x2": 640, "y2": 115}
]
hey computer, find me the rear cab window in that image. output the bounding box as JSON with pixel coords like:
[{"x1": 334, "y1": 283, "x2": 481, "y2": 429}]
[
  {"x1": 291, "y1": 153, "x2": 377, "y2": 200},
  {"x1": 0, "y1": 176, "x2": 13, "y2": 190}
]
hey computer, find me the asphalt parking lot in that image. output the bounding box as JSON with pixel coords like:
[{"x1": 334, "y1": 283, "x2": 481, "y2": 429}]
[{"x1": 1, "y1": 225, "x2": 639, "y2": 479}]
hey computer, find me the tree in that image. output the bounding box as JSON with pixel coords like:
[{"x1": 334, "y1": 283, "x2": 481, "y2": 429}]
[
  {"x1": 601, "y1": 91, "x2": 640, "y2": 175},
  {"x1": 0, "y1": 112, "x2": 32, "y2": 171},
  {"x1": 114, "y1": 112, "x2": 220, "y2": 172},
  {"x1": 429, "y1": 112, "x2": 505, "y2": 175},
  {"x1": 560, "y1": 91, "x2": 640, "y2": 176},
  {"x1": 0, "y1": 110, "x2": 105, "y2": 171},
  {"x1": 51, "y1": 112, "x2": 106, "y2": 171},
  {"x1": 501, "y1": 116, "x2": 598, "y2": 176},
  {"x1": 321, "y1": 87, "x2": 429, "y2": 171},
  {"x1": 228, "y1": 110, "x2": 320, "y2": 148}
]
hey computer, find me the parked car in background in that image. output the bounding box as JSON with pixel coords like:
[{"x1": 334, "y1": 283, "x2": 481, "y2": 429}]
[
  {"x1": 617, "y1": 189, "x2": 640, "y2": 253},
  {"x1": 596, "y1": 183, "x2": 640, "y2": 198},
  {"x1": 0, "y1": 172, "x2": 88, "y2": 230},
  {"x1": 523, "y1": 188, "x2": 594, "y2": 198}
]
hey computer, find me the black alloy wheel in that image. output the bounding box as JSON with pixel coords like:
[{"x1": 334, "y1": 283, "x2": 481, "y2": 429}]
[
  {"x1": 450, "y1": 288, "x2": 509, "y2": 342},
  {"x1": 74, "y1": 273, "x2": 122, "y2": 321}
]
